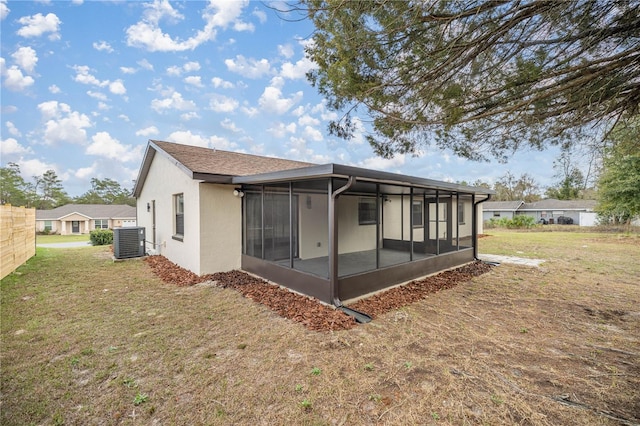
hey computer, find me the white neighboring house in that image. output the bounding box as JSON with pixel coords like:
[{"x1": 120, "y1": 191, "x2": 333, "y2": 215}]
[
  {"x1": 36, "y1": 204, "x2": 136, "y2": 235},
  {"x1": 483, "y1": 199, "x2": 598, "y2": 226},
  {"x1": 133, "y1": 140, "x2": 493, "y2": 305}
]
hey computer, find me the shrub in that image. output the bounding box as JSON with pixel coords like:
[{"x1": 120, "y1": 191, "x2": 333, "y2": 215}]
[
  {"x1": 485, "y1": 215, "x2": 536, "y2": 229},
  {"x1": 90, "y1": 229, "x2": 113, "y2": 246}
]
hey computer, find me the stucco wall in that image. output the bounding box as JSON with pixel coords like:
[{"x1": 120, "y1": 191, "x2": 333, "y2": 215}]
[
  {"x1": 198, "y1": 183, "x2": 242, "y2": 274},
  {"x1": 136, "y1": 152, "x2": 202, "y2": 274},
  {"x1": 298, "y1": 193, "x2": 329, "y2": 260},
  {"x1": 337, "y1": 196, "x2": 377, "y2": 254}
]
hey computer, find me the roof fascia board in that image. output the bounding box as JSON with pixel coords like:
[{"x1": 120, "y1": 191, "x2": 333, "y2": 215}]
[
  {"x1": 233, "y1": 163, "x2": 494, "y2": 195},
  {"x1": 133, "y1": 140, "x2": 196, "y2": 198}
]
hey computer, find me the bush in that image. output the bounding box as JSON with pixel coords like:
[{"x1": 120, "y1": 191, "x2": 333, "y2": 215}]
[
  {"x1": 485, "y1": 215, "x2": 536, "y2": 229},
  {"x1": 90, "y1": 229, "x2": 113, "y2": 246}
]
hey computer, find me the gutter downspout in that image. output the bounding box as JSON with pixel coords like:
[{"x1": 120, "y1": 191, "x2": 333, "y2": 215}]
[
  {"x1": 473, "y1": 193, "x2": 492, "y2": 261},
  {"x1": 329, "y1": 176, "x2": 356, "y2": 306},
  {"x1": 329, "y1": 176, "x2": 372, "y2": 324}
]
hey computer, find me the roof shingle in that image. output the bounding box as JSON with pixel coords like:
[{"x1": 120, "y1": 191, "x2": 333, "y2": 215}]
[{"x1": 36, "y1": 204, "x2": 136, "y2": 220}]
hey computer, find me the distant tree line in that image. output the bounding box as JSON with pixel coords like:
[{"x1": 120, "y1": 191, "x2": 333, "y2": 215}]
[{"x1": 0, "y1": 163, "x2": 135, "y2": 209}]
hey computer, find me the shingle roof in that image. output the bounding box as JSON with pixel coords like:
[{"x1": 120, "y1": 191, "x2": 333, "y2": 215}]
[
  {"x1": 36, "y1": 204, "x2": 136, "y2": 220},
  {"x1": 483, "y1": 201, "x2": 524, "y2": 211},
  {"x1": 152, "y1": 140, "x2": 313, "y2": 177},
  {"x1": 519, "y1": 199, "x2": 597, "y2": 211}
]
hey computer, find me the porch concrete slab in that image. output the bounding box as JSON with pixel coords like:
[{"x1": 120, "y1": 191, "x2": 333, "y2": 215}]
[{"x1": 479, "y1": 253, "x2": 545, "y2": 267}]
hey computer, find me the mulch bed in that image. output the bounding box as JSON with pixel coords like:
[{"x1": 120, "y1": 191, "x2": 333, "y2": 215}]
[{"x1": 144, "y1": 255, "x2": 492, "y2": 332}]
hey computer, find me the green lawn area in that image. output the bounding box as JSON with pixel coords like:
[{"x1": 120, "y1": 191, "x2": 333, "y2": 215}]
[
  {"x1": 36, "y1": 234, "x2": 90, "y2": 244},
  {"x1": 2, "y1": 231, "x2": 639, "y2": 425}
]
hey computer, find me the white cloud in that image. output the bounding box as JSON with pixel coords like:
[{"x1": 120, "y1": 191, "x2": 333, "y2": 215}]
[
  {"x1": 118, "y1": 114, "x2": 130, "y2": 122},
  {"x1": 48, "y1": 84, "x2": 60, "y2": 93},
  {"x1": 183, "y1": 61, "x2": 200, "y2": 72},
  {"x1": 211, "y1": 76, "x2": 234, "y2": 89},
  {"x1": 166, "y1": 130, "x2": 235, "y2": 150},
  {"x1": 93, "y1": 41, "x2": 113, "y2": 53},
  {"x1": 5, "y1": 121, "x2": 21, "y2": 136},
  {"x1": 180, "y1": 111, "x2": 200, "y2": 121},
  {"x1": 72, "y1": 65, "x2": 109, "y2": 87},
  {"x1": 209, "y1": 94, "x2": 239, "y2": 113},
  {"x1": 109, "y1": 79, "x2": 127, "y2": 95},
  {"x1": 166, "y1": 65, "x2": 182, "y2": 76},
  {"x1": 224, "y1": 55, "x2": 271, "y2": 79},
  {"x1": 303, "y1": 125, "x2": 323, "y2": 142},
  {"x1": 74, "y1": 162, "x2": 97, "y2": 179},
  {"x1": 126, "y1": 0, "x2": 251, "y2": 52},
  {"x1": 298, "y1": 114, "x2": 320, "y2": 127},
  {"x1": 358, "y1": 154, "x2": 406, "y2": 171},
  {"x1": 220, "y1": 118, "x2": 241, "y2": 132},
  {"x1": 87, "y1": 90, "x2": 108, "y2": 101},
  {"x1": 151, "y1": 91, "x2": 197, "y2": 113},
  {"x1": 286, "y1": 136, "x2": 330, "y2": 163},
  {"x1": 184, "y1": 75, "x2": 203, "y2": 87},
  {"x1": 17, "y1": 158, "x2": 60, "y2": 180},
  {"x1": 267, "y1": 122, "x2": 296, "y2": 138},
  {"x1": 137, "y1": 59, "x2": 154, "y2": 71},
  {"x1": 86, "y1": 131, "x2": 142, "y2": 163},
  {"x1": 135, "y1": 126, "x2": 159, "y2": 136},
  {"x1": 280, "y1": 56, "x2": 315, "y2": 80},
  {"x1": 1, "y1": 58, "x2": 34, "y2": 91},
  {"x1": 37, "y1": 101, "x2": 93, "y2": 145},
  {"x1": 120, "y1": 66, "x2": 137, "y2": 74},
  {"x1": 258, "y1": 86, "x2": 303, "y2": 115},
  {"x1": 1, "y1": 1, "x2": 9, "y2": 21},
  {"x1": 97, "y1": 102, "x2": 110, "y2": 111},
  {"x1": 278, "y1": 44, "x2": 294, "y2": 58},
  {"x1": 252, "y1": 8, "x2": 267, "y2": 24},
  {"x1": 1, "y1": 137, "x2": 32, "y2": 155},
  {"x1": 16, "y1": 13, "x2": 61, "y2": 40},
  {"x1": 11, "y1": 46, "x2": 38, "y2": 73},
  {"x1": 241, "y1": 106, "x2": 259, "y2": 117}
]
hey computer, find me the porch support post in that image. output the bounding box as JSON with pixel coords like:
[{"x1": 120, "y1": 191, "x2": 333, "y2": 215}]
[
  {"x1": 261, "y1": 185, "x2": 265, "y2": 260},
  {"x1": 436, "y1": 190, "x2": 440, "y2": 255},
  {"x1": 472, "y1": 193, "x2": 476, "y2": 258},
  {"x1": 409, "y1": 187, "x2": 414, "y2": 262},
  {"x1": 289, "y1": 182, "x2": 294, "y2": 269},
  {"x1": 329, "y1": 176, "x2": 356, "y2": 306},
  {"x1": 376, "y1": 183, "x2": 380, "y2": 269}
]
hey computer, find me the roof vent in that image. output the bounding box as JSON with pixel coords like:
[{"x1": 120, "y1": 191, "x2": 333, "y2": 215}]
[{"x1": 114, "y1": 227, "x2": 145, "y2": 259}]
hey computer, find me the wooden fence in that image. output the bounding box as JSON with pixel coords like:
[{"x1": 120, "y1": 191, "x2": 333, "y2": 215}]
[{"x1": 1, "y1": 205, "x2": 36, "y2": 280}]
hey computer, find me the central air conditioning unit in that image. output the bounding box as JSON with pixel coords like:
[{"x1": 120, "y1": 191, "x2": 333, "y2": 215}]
[{"x1": 113, "y1": 227, "x2": 145, "y2": 259}]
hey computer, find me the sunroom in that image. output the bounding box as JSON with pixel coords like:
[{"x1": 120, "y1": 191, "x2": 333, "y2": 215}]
[{"x1": 234, "y1": 164, "x2": 492, "y2": 306}]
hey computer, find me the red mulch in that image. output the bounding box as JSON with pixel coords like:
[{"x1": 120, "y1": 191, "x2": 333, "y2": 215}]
[{"x1": 143, "y1": 255, "x2": 492, "y2": 332}]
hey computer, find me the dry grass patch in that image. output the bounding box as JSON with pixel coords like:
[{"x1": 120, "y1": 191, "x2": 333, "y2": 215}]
[{"x1": 1, "y1": 232, "x2": 639, "y2": 425}]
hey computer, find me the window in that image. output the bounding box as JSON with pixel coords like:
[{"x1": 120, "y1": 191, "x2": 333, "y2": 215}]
[
  {"x1": 95, "y1": 219, "x2": 108, "y2": 229},
  {"x1": 458, "y1": 201, "x2": 465, "y2": 224},
  {"x1": 44, "y1": 220, "x2": 52, "y2": 232},
  {"x1": 358, "y1": 198, "x2": 376, "y2": 225},
  {"x1": 412, "y1": 200, "x2": 423, "y2": 227},
  {"x1": 493, "y1": 212, "x2": 501, "y2": 217},
  {"x1": 541, "y1": 211, "x2": 547, "y2": 218},
  {"x1": 174, "y1": 193, "x2": 184, "y2": 238}
]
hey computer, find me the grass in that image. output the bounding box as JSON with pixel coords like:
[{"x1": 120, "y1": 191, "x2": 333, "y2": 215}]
[
  {"x1": 2, "y1": 232, "x2": 639, "y2": 425},
  {"x1": 36, "y1": 234, "x2": 90, "y2": 244}
]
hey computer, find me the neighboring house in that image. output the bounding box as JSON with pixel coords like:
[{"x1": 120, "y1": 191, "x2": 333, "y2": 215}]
[
  {"x1": 482, "y1": 201, "x2": 524, "y2": 222},
  {"x1": 483, "y1": 199, "x2": 598, "y2": 226},
  {"x1": 36, "y1": 204, "x2": 137, "y2": 235},
  {"x1": 133, "y1": 140, "x2": 493, "y2": 305},
  {"x1": 518, "y1": 199, "x2": 597, "y2": 225}
]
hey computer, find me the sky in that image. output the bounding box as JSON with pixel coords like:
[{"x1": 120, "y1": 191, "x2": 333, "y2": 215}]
[{"x1": 1, "y1": 0, "x2": 564, "y2": 197}]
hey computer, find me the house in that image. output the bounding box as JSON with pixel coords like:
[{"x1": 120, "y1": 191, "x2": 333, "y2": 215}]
[
  {"x1": 518, "y1": 199, "x2": 597, "y2": 225},
  {"x1": 36, "y1": 204, "x2": 137, "y2": 235},
  {"x1": 481, "y1": 201, "x2": 524, "y2": 222},
  {"x1": 133, "y1": 140, "x2": 493, "y2": 305},
  {"x1": 483, "y1": 199, "x2": 598, "y2": 226}
]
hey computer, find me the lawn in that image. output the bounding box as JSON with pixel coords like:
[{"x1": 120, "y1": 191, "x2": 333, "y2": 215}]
[
  {"x1": 1, "y1": 231, "x2": 638, "y2": 425},
  {"x1": 36, "y1": 233, "x2": 90, "y2": 244}
]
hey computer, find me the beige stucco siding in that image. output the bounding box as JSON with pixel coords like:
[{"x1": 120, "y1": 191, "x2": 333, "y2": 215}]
[
  {"x1": 198, "y1": 183, "x2": 242, "y2": 274},
  {"x1": 298, "y1": 193, "x2": 329, "y2": 260},
  {"x1": 136, "y1": 152, "x2": 202, "y2": 274},
  {"x1": 337, "y1": 196, "x2": 377, "y2": 254}
]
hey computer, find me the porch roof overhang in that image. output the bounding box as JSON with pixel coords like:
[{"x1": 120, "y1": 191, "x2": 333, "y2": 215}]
[{"x1": 231, "y1": 163, "x2": 494, "y2": 196}]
